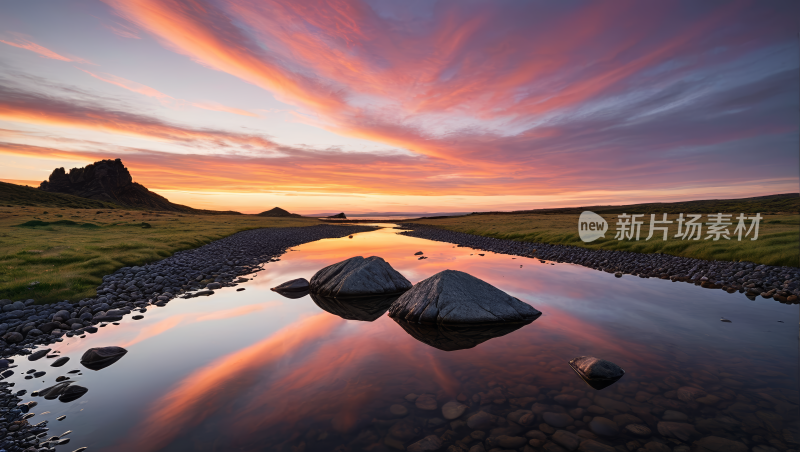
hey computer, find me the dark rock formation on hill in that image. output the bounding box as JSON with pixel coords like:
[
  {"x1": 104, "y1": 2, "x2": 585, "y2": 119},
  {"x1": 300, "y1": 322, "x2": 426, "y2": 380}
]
[
  {"x1": 38, "y1": 159, "x2": 240, "y2": 214},
  {"x1": 257, "y1": 207, "x2": 302, "y2": 218},
  {"x1": 327, "y1": 212, "x2": 347, "y2": 219}
]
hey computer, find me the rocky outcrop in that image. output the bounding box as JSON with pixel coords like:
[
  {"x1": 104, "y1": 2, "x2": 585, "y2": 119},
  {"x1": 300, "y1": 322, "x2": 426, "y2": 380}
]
[
  {"x1": 388, "y1": 270, "x2": 541, "y2": 325},
  {"x1": 327, "y1": 213, "x2": 347, "y2": 219},
  {"x1": 310, "y1": 256, "x2": 412, "y2": 297},
  {"x1": 257, "y1": 207, "x2": 302, "y2": 218},
  {"x1": 39, "y1": 159, "x2": 240, "y2": 214}
]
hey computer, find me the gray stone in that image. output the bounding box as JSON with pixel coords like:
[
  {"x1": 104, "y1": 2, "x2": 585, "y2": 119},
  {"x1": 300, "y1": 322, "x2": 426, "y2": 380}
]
[
  {"x1": 206, "y1": 282, "x2": 222, "y2": 290},
  {"x1": 467, "y1": 411, "x2": 493, "y2": 430},
  {"x1": 80, "y1": 346, "x2": 128, "y2": 370},
  {"x1": 310, "y1": 256, "x2": 411, "y2": 297},
  {"x1": 271, "y1": 278, "x2": 310, "y2": 293},
  {"x1": 407, "y1": 434, "x2": 442, "y2": 452},
  {"x1": 656, "y1": 422, "x2": 699, "y2": 441},
  {"x1": 416, "y1": 394, "x2": 437, "y2": 410},
  {"x1": 552, "y1": 430, "x2": 581, "y2": 451},
  {"x1": 27, "y1": 349, "x2": 51, "y2": 361},
  {"x1": 441, "y1": 400, "x2": 467, "y2": 419},
  {"x1": 589, "y1": 417, "x2": 618, "y2": 437},
  {"x1": 544, "y1": 412, "x2": 574, "y2": 428},
  {"x1": 388, "y1": 270, "x2": 541, "y2": 324},
  {"x1": 568, "y1": 356, "x2": 625, "y2": 390},
  {"x1": 51, "y1": 357, "x2": 70, "y2": 367},
  {"x1": 2, "y1": 332, "x2": 23, "y2": 343}
]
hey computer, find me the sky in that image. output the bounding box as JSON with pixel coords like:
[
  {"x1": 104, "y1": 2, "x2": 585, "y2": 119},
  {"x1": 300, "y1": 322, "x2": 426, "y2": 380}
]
[{"x1": 0, "y1": 0, "x2": 797, "y2": 215}]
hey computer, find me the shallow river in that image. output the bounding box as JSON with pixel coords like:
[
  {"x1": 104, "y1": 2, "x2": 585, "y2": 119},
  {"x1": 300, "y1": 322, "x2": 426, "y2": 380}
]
[{"x1": 7, "y1": 225, "x2": 798, "y2": 451}]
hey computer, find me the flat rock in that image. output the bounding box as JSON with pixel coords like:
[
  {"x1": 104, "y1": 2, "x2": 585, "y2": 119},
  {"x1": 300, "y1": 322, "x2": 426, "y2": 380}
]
[
  {"x1": 624, "y1": 423, "x2": 651, "y2": 437},
  {"x1": 569, "y1": 356, "x2": 625, "y2": 390},
  {"x1": 415, "y1": 394, "x2": 438, "y2": 410},
  {"x1": 407, "y1": 434, "x2": 442, "y2": 452},
  {"x1": 552, "y1": 430, "x2": 581, "y2": 451},
  {"x1": 657, "y1": 422, "x2": 700, "y2": 441},
  {"x1": 467, "y1": 411, "x2": 492, "y2": 430},
  {"x1": 271, "y1": 278, "x2": 310, "y2": 293},
  {"x1": 310, "y1": 256, "x2": 411, "y2": 297},
  {"x1": 544, "y1": 412, "x2": 573, "y2": 428},
  {"x1": 388, "y1": 270, "x2": 541, "y2": 324},
  {"x1": 441, "y1": 401, "x2": 467, "y2": 419},
  {"x1": 58, "y1": 384, "x2": 88, "y2": 403},
  {"x1": 51, "y1": 357, "x2": 70, "y2": 367},
  {"x1": 589, "y1": 417, "x2": 619, "y2": 437},
  {"x1": 28, "y1": 349, "x2": 51, "y2": 361},
  {"x1": 80, "y1": 346, "x2": 128, "y2": 370},
  {"x1": 692, "y1": 436, "x2": 748, "y2": 452}
]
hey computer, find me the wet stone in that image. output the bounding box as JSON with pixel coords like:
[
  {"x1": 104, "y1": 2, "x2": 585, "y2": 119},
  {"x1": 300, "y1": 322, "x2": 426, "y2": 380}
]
[
  {"x1": 442, "y1": 400, "x2": 468, "y2": 420},
  {"x1": 467, "y1": 411, "x2": 492, "y2": 430},
  {"x1": 576, "y1": 440, "x2": 615, "y2": 452},
  {"x1": 543, "y1": 412, "x2": 573, "y2": 428},
  {"x1": 27, "y1": 349, "x2": 51, "y2": 361},
  {"x1": 407, "y1": 434, "x2": 442, "y2": 452},
  {"x1": 662, "y1": 410, "x2": 688, "y2": 422},
  {"x1": 657, "y1": 422, "x2": 700, "y2": 442},
  {"x1": 415, "y1": 394, "x2": 438, "y2": 411},
  {"x1": 624, "y1": 423, "x2": 651, "y2": 437},
  {"x1": 552, "y1": 430, "x2": 581, "y2": 451},
  {"x1": 495, "y1": 435, "x2": 527, "y2": 449},
  {"x1": 389, "y1": 404, "x2": 408, "y2": 417},
  {"x1": 589, "y1": 417, "x2": 618, "y2": 437}
]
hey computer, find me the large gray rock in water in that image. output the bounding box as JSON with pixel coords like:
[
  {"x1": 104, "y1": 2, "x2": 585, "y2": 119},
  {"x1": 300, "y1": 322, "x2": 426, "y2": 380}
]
[
  {"x1": 310, "y1": 256, "x2": 411, "y2": 297},
  {"x1": 569, "y1": 356, "x2": 625, "y2": 390},
  {"x1": 388, "y1": 270, "x2": 541, "y2": 324}
]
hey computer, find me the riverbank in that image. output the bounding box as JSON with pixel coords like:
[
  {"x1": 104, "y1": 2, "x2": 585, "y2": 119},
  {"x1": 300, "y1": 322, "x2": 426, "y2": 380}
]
[
  {"x1": 398, "y1": 224, "x2": 800, "y2": 304},
  {"x1": 402, "y1": 212, "x2": 799, "y2": 267},
  {"x1": 0, "y1": 224, "x2": 374, "y2": 360},
  {"x1": 0, "y1": 205, "x2": 323, "y2": 303}
]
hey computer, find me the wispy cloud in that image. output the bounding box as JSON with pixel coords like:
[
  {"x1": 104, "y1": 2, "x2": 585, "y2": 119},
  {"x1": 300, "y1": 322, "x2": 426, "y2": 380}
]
[
  {"x1": 78, "y1": 68, "x2": 259, "y2": 117},
  {"x1": 0, "y1": 33, "x2": 92, "y2": 64}
]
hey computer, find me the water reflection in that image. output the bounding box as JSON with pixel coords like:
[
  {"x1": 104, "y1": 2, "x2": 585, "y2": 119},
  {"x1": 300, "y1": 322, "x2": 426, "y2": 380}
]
[
  {"x1": 3, "y1": 224, "x2": 796, "y2": 452},
  {"x1": 310, "y1": 293, "x2": 399, "y2": 321},
  {"x1": 392, "y1": 318, "x2": 535, "y2": 351}
]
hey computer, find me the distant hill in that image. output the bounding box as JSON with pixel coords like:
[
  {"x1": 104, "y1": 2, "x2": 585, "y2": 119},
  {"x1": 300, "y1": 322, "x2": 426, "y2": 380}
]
[
  {"x1": 0, "y1": 180, "x2": 122, "y2": 209},
  {"x1": 327, "y1": 212, "x2": 347, "y2": 219},
  {"x1": 413, "y1": 193, "x2": 799, "y2": 220},
  {"x1": 257, "y1": 207, "x2": 302, "y2": 218},
  {"x1": 37, "y1": 159, "x2": 242, "y2": 215}
]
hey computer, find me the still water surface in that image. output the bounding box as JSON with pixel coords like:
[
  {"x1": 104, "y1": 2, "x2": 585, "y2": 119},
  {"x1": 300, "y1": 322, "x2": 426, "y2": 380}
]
[{"x1": 8, "y1": 225, "x2": 798, "y2": 451}]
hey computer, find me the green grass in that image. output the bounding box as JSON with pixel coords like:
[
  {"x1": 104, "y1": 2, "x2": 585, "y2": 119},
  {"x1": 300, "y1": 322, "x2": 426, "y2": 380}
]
[
  {"x1": 0, "y1": 206, "x2": 321, "y2": 303},
  {"x1": 406, "y1": 212, "x2": 800, "y2": 267}
]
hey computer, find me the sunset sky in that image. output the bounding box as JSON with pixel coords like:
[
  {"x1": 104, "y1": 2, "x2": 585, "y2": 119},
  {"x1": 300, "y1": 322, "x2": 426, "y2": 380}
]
[{"x1": 0, "y1": 1, "x2": 797, "y2": 214}]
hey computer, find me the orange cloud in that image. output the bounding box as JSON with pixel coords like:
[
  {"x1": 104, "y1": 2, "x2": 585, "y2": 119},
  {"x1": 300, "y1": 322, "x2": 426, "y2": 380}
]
[{"x1": 0, "y1": 34, "x2": 92, "y2": 64}]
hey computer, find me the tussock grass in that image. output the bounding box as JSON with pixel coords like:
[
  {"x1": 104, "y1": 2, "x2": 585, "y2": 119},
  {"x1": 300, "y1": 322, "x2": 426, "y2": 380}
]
[
  {"x1": 407, "y1": 213, "x2": 799, "y2": 267},
  {"x1": 0, "y1": 206, "x2": 319, "y2": 303}
]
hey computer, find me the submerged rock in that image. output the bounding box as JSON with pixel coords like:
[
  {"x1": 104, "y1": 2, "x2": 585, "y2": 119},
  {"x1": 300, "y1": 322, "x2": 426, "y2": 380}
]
[
  {"x1": 38, "y1": 382, "x2": 73, "y2": 400},
  {"x1": 28, "y1": 348, "x2": 51, "y2": 361},
  {"x1": 569, "y1": 356, "x2": 625, "y2": 390},
  {"x1": 388, "y1": 270, "x2": 541, "y2": 324},
  {"x1": 310, "y1": 293, "x2": 398, "y2": 322},
  {"x1": 310, "y1": 256, "x2": 412, "y2": 297},
  {"x1": 80, "y1": 346, "x2": 128, "y2": 371},
  {"x1": 392, "y1": 318, "x2": 532, "y2": 351},
  {"x1": 51, "y1": 357, "x2": 70, "y2": 367}
]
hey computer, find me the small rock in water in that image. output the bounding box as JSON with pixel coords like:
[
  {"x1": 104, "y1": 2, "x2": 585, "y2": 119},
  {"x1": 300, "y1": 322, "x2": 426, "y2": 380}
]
[
  {"x1": 132, "y1": 315, "x2": 144, "y2": 320},
  {"x1": 271, "y1": 278, "x2": 310, "y2": 293},
  {"x1": 57, "y1": 415, "x2": 66, "y2": 420},
  {"x1": 33, "y1": 371, "x2": 46, "y2": 378},
  {"x1": 720, "y1": 318, "x2": 732, "y2": 323},
  {"x1": 569, "y1": 356, "x2": 625, "y2": 390},
  {"x1": 80, "y1": 346, "x2": 128, "y2": 371},
  {"x1": 590, "y1": 416, "x2": 619, "y2": 437},
  {"x1": 28, "y1": 349, "x2": 51, "y2": 361},
  {"x1": 415, "y1": 394, "x2": 437, "y2": 410},
  {"x1": 414, "y1": 251, "x2": 423, "y2": 255},
  {"x1": 441, "y1": 400, "x2": 467, "y2": 419},
  {"x1": 236, "y1": 288, "x2": 245, "y2": 291},
  {"x1": 56, "y1": 376, "x2": 70, "y2": 382},
  {"x1": 58, "y1": 385, "x2": 88, "y2": 403},
  {"x1": 389, "y1": 404, "x2": 408, "y2": 417}
]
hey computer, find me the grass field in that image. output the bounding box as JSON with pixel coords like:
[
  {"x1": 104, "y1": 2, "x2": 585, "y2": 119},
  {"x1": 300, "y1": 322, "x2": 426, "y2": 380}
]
[
  {"x1": 406, "y1": 212, "x2": 799, "y2": 267},
  {"x1": 0, "y1": 206, "x2": 319, "y2": 303}
]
